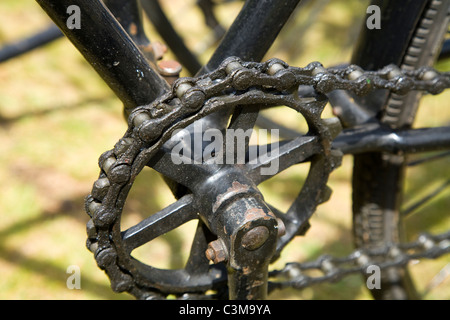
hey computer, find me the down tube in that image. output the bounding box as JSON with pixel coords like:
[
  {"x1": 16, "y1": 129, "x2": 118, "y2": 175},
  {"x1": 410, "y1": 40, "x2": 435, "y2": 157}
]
[
  {"x1": 202, "y1": 0, "x2": 302, "y2": 73},
  {"x1": 35, "y1": 0, "x2": 169, "y2": 110}
]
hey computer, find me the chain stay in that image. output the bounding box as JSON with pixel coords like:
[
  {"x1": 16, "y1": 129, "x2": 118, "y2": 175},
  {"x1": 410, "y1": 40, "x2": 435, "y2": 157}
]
[{"x1": 85, "y1": 57, "x2": 450, "y2": 297}]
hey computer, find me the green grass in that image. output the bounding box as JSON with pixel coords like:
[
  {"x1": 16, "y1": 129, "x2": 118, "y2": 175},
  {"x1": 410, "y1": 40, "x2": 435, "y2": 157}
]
[{"x1": 0, "y1": 0, "x2": 448, "y2": 300}]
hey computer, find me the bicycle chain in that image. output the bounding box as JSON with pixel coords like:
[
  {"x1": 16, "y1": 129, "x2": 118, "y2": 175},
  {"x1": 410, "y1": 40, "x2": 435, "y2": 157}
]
[
  {"x1": 269, "y1": 231, "x2": 450, "y2": 292},
  {"x1": 85, "y1": 56, "x2": 450, "y2": 298}
]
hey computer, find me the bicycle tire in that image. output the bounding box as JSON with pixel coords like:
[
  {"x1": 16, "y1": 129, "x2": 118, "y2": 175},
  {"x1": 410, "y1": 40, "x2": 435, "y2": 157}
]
[{"x1": 351, "y1": 0, "x2": 449, "y2": 300}]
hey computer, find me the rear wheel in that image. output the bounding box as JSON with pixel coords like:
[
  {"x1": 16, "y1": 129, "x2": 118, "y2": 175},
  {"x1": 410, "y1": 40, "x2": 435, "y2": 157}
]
[{"x1": 352, "y1": 0, "x2": 450, "y2": 299}]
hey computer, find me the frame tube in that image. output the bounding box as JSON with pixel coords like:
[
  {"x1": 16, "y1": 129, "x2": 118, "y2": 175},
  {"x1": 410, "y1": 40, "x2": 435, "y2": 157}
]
[
  {"x1": 35, "y1": 0, "x2": 169, "y2": 110},
  {"x1": 202, "y1": 0, "x2": 302, "y2": 73},
  {"x1": 334, "y1": 126, "x2": 450, "y2": 155}
]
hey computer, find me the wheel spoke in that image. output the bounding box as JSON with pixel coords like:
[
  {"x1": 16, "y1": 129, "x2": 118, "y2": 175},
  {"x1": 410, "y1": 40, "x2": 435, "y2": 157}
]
[
  {"x1": 407, "y1": 151, "x2": 450, "y2": 167},
  {"x1": 246, "y1": 135, "x2": 321, "y2": 184},
  {"x1": 423, "y1": 263, "x2": 450, "y2": 297},
  {"x1": 122, "y1": 194, "x2": 197, "y2": 252},
  {"x1": 402, "y1": 179, "x2": 450, "y2": 217}
]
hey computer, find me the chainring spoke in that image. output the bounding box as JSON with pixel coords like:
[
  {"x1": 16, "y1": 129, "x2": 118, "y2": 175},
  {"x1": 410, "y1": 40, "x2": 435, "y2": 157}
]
[
  {"x1": 122, "y1": 194, "x2": 197, "y2": 253},
  {"x1": 246, "y1": 135, "x2": 321, "y2": 184},
  {"x1": 148, "y1": 147, "x2": 216, "y2": 189}
]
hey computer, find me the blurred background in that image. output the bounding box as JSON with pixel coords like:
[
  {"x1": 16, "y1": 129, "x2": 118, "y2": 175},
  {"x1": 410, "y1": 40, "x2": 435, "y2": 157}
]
[{"x1": 0, "y1": 0, "x2": 448, "y2": 300}]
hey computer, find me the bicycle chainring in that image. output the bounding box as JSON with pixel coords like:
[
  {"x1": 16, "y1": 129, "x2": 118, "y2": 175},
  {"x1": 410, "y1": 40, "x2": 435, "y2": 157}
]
[{"x1": 84, "y1": 57, "x2": 450, "y2": 299}]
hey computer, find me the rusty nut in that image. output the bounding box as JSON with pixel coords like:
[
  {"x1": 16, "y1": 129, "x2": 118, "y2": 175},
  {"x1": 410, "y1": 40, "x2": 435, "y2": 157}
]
[{"x1": 205, "y1": 239, "x2": 228, "y2": 264}]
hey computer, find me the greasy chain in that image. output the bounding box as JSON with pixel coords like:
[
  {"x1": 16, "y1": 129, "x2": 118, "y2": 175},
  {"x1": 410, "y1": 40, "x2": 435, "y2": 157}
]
[
  {"x1": 85, "y1": 57, "x2": 450, "y2": 298},
  {"x1": 269, "y1": 231, "x2": 450, "y2": 292}
]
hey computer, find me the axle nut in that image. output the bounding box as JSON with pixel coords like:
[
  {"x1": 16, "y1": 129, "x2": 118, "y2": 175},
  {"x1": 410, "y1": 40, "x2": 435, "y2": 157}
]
[{"x1": 205, "y1": 239, "x2": 228, "y2": 264}]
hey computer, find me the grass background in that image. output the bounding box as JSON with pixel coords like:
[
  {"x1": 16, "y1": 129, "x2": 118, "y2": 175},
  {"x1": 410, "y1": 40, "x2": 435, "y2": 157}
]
[{"x1": 0, "y1": 0, "x2": 448, "y2": 300}]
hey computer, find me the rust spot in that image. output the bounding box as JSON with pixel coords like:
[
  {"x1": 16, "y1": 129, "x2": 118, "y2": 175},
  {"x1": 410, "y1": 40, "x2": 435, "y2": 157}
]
[
  {"x1": 128, "y1": 23, "x2": 138, "y2": 36},
  {"x1": 244, "y1": 207, "x2": 267, "y2": 221},
  {"x1": 251, "y1": 280, "x2": 264, "y2": 287},
  {"x1": 150, "y1": 42, "x2": 168, "y2": 60},
  {"x1": 205, "y1": 239, "x2": 228, "y2": 264},
  {"x1": 245, "y1": 207, "x2": 276, "y2": 222},
  {"x1": 158, "y1": 60, "x2": 182, "y2": 76},
  {"x1": 245, "y1": 280, "x2": 264, "y2": 299},
  {"x1": 242, "y1": 266, "x2": 251, "y2": 275},
  {"x1": 230, "y1": 181, "x2": 250, "y2": 192},
  {"x1": 138, "y1": 42, "x2": 167, "y2": 62}
]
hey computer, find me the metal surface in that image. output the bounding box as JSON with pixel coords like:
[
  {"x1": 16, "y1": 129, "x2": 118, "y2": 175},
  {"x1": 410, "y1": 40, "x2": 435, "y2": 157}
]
[
  {"x1": 84, "y1": 57, "x2": 340, "y2": 299},
  {"x1": 352, "y1": 0, "x2": 428, "y2": 70},
  {"x1": 141, "y1": 0, "x2": 202, "y2": 75},
  {"x1": 104, "y1": 0, "x2": 157, "y2": 63},
  {"x1": 84, "y1": 56, "x2": 449, "y2": 299},
  {"x1": 350, "y1": 0, "x2": 428, "y2": 116},
  {"x1": 30, "y1": 0, "x2": 449, "y2": 300},
  {"x1": 201, "y1": 0, "x2": 302, "y2": 73},
  {"x1": 35, "y1": 0, "x2": 169, "y2": 110},
  {"x1": 270, "y1": 231, "x2": 450, "y2": 292},
  {"x1": 0, "y1": 24, "x2": 63, "y2": 62},
  {"x1": 350, "y1": 0, "x2": 449, "y2": 299},
  {"x1": 334, "y1": 125, "x2": 450, "y2": 154}
]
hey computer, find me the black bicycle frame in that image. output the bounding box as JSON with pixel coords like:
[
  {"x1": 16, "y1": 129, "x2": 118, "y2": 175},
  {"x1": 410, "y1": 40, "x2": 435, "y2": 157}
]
[
  {"x1": 34, "y1": 0, "x2": 450, "y2": 299},
  {"x1": 37, "y1": 0, "x2": 171, "y2": 112},
  {"x1": 35, "y1": 0, "x2": 301, "y2": 104}
]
